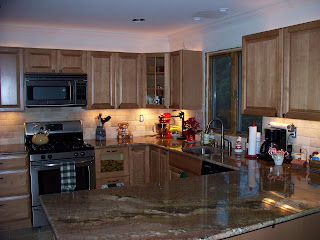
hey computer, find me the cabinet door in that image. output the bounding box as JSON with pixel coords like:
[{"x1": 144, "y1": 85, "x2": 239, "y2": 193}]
[
  {"x1": 87, "y1": 51, "x2": 114, "y2": 109},
  {"x1": 283, "y1": 20, "x2": 320, "y2": 120},
  {"x1": 115, "y1": 53, "x2": 142, "y2": 109},
  {"x1": 160, "y1": 149, "x2": 169, "y2": 182},
  {"x1": 0, "y1": 170, "x2": 29, "y2": 197},
  {"x1": 0, "y1": 154, "x2": 28, "y2": 170},
  {"x1": 181, "y1": 50, "x2": 202, "y2": 109},
  {"x1": 169, "y1": 151, "x2": 202, "y2": 176},
  {"x1": 129, "y1": 145, "x2": 149, "y2": 185},
  {"x1": 149, "y1": 146, "x2": 161, "y2": 183},
  {"x1": 95, "y1": 147, "x2": 129, "y2": 179},
  {"x1": 57, "y1": 50, "x2": 87, "y2": 73},
  {"x1": 242, "y1": 29, "x2": 283, "y2": 117},
  {"x1": 24, "y1": 48, "x2": 56, "y2": 73},
  {"x1": 0, "y1": 48, "x2": 24, "y2": 111},
  {"x1": 170, "y1": 51, "x2": 182, "y2": 109},
  {"x1": 0, "y1": 196, "x2": 31, "y2": 223}
]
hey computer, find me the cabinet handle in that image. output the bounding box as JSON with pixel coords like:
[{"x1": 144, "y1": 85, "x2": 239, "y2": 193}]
[
  {"x1": 106, "y1": 150, "x2": 117, "y2": 153},
  {"x1": 0, "y1": 177, "x2": 3, "y2": 180},
  {"x1": 59, "y1": 69, "x2": 62, "y2": 73},
  {"x1": 111, "y1": 106, "x2": 115, "y2": 109},
  {"x1": 52, "y1": 69, "x2": 55, "y2": 73},
  {"x1": 283, "y1": 113, "x2": 287, "y2": 118},
  {"x1": 131, "y1": 147, "x2": 134, "y2": 151},
  {"x1": 107, "y1": 180, "x2": 118, "y2": 183},
  {"x1": 275, "y1": 113, "x2": 279, "y2": 117},
  {"x1": 0, "y1": 162, "x2": 3, "y2": 164},
  {"x1": 169, "y1": 105, "x2": 171, "y2": 108},
  {"x1": 0, "y1": 204, "x2": 4, "y2": 207}
]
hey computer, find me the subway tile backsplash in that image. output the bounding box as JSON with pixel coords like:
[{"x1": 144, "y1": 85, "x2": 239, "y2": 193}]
[{"x1": 0, "y1": 108, "x2": 203, "y2": 145}]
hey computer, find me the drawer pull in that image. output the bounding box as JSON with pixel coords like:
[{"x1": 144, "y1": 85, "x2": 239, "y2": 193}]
[
  {"x1": 106, "y1": 150, "x2": 117, "y2": 153},
  {"x1": 0, "y1": 162, "x2": 3, "y2": 164},
  {"x1": 107, "y1": 180, "x2": 118, "y2": 183},
  {"x1": 0, "y1": 177, "x2": 3, "y2": 180},
  {"x1": 0, "y1": 204, "x2": 3, "y2": 207}
]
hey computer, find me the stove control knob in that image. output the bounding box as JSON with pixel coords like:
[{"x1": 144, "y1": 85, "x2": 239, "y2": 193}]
[
  {"x1": 74, "y1": 152, "x2": 79, "y2": 157},
  {"x1": 48, "y1": 155, "x2": 52, "y2": 159},
  {"x1": 80, "y1": 152, "x2": 85, "y2": 156},
  {"x1": 41, "y1": 155, "x2": 46, "y2": 160}
]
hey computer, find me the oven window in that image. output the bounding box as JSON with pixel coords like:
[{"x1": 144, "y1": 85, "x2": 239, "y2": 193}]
[
  {"x1": 38, "y1": 166, "x2": 89, "y2": 195},
  {"x1": 31, "y1": 87, "x2": 68, "y2": 100}
]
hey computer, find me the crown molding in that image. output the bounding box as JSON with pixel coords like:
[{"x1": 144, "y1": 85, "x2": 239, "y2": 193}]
[
  {"x1": 168, "y1": 0, "x2": 290, "y2": 41},
  {"x1": 0, "y1": 24, "x2": 168, "y2": 41}
]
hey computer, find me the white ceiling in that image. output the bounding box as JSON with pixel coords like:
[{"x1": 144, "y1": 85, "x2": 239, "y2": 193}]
[{"x1": 0, "y1": 0, "x2": 286, "y2": 35}]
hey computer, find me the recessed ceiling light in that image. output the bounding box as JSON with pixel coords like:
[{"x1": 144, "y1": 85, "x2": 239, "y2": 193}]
[
  {"x1": 218, "y1": 8, "x2": 229, "y2": 12},
  {"x1": 132, "y1": 18, "x2": 146, "y2": 22},
  {"x1": 192, "y1": 17, "x2": 202, "y2": 21}
]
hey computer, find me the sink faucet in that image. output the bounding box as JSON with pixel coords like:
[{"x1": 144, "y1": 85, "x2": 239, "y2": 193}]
[{"x1": 205, "y1": 118, "x2": 225, "y2": 149}]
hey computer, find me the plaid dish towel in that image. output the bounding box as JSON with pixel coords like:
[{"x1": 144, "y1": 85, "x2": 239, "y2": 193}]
[{"x1": 60, "y1": 162, "x2": 76, "y2": 193}]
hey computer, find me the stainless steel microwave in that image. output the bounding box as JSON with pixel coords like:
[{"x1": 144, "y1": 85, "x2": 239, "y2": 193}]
[{"x1": 25, "y1": 73, "x2": 87, "y2": 107}]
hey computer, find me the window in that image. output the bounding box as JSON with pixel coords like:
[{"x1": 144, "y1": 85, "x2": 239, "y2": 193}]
[{"x1": 207, "y1": 50, "x2": 262, "y2": 134}]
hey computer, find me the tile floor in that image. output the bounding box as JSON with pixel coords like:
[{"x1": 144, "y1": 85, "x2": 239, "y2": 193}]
[{"x1": 0, "y1": 226, "x2": 53, "y2": 240}]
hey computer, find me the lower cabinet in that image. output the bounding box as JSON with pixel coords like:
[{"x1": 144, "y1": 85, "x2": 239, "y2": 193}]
[
  {"x1": 149, "y1": 146, "x2": 170, "y2": 183},
  {"x1": 129, "y1": 145, "x2": 149, "y2": 185},
  {"x1": 0, "y1": 153, "x2": 31, "y2": 231},
  {"x1": 168, "y1": 151, "x2": 202, "y2": 178}
]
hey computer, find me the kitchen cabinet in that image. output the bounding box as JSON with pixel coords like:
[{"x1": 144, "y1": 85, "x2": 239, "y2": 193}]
[
  {"x1": 95, "y1": 147, "x2": 129, "y2": 180},
  {"x1": 149, "y1": 146, "x2": 169, "y2": 183},
  {"x1": 242, "y1": 29, "x2": 283, "y2": 117},
  {"x1": 142, "y1": 53, "x2": 170, "y2": 108},
  {"x1": 168, "y1": 151, "x2": 202, "y2": 177},
  {"x1": 0, "y1": 47, "x2": 24, "y2": 111},
  {"x1": 24, "y1": 48, "x2": 86, "y2": 73},
  {"x1": 115, "y1": 53, "x2": 142, "y2": 109},
  {"x1": 242, "y1": 19, "x2": 320, "y2": 121},
  {"x1": 129, "y1": 145, "x2": 149, "y2": 185},
  {"x1": 87, "y1": 51, "x2": 115, "y2": 109},
  {"x1": 169, "y1": 50, "x2": 202, "y2": 110},
  {"x1": 0, "y1": 153, "x2": 31, "y2": 231},
  {"x1": 282, "y1": 20, "x2": 320, "y2": 120}
]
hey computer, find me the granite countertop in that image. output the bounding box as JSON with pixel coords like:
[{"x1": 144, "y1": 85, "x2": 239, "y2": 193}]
[{"x1": 41, "y1": 138, "x2": 320, "y2": 240}]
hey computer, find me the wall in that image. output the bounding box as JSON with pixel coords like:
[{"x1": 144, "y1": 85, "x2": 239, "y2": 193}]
[{"x1": 0, "y1": 108, "x2": 203, "y2": 145}]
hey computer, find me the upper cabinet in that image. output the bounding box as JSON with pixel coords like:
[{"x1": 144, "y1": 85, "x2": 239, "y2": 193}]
[
  {"x1": 0, "y1": 47, "x2": 24, "y2": 111},
  {"x1": 115, "y1": 53, "x2": 142, "y2": 109},
  {"x1": 170, "y1": 50, "x2": 202, "y2": 110},
  {"x1": 143, "y1": 53, "x2": 170, "y2": 108},
  {"x1": 282, "y1": 20, "x2": 320, "y2": 120},
  {"x1": 242, "y1": 19, "x2": 320, "y2": 121},
  {"x1": 24, "y1": 48, "x2": 86, "y2": 73},
  {"x1": 87, "y1": 51, "x2": 115, "y2": 109},
  {"x1": 242, "y1": 29, "x2": 283, "y2": 117}
]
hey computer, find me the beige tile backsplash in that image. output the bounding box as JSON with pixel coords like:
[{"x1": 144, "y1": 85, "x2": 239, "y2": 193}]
[
  {"x1": 0, "y1": 108, "x2": 203, "y2": 145},
  {"x1": 263, "y1": 117, "x2": 320, "y2": 157}
]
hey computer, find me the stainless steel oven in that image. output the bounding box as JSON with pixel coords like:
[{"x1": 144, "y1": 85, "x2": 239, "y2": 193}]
[
  {"x1": 30, "y1": 158, "x2": 95, "y2": 227},
  {"x1": 25, "y1": 73, "x2": 87, "y2": 107}
]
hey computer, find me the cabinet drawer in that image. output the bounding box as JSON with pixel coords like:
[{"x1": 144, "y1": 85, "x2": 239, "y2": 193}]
[
  {"x1": 0, "y1": 170, "x2": 29, "y2": 197},
  {"x1": 0, "y1": 154, "x2": 28, "y2": 170},
  {"x1": 96, "y1": 176, "x2": 129, "y2": 189},
  {"x1": 0, "y1": 196, "x2": 31, "y2": 223}
]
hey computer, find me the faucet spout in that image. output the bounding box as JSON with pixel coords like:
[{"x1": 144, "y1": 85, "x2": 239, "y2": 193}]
[{"x1": 205, "y1": 118, "x2": 225, "y2": 149}]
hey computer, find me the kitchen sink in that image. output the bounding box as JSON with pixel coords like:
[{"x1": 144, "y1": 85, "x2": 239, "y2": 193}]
[{"x1": 182, "y1": 146, "x2": 223, "y2": 155}]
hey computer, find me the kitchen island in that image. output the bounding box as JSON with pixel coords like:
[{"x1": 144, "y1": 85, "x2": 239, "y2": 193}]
[{"x1": 41, "y1": 138, "x2": 320, "y2": 239}]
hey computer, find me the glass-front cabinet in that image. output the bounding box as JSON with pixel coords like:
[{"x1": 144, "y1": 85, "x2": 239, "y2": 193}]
[{"x1": 145, "y1": 54, "x2": 169, "y2": 108}]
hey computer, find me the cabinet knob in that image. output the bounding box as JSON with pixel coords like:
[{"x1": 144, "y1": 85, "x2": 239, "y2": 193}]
[
  {"x1": 283, "y1": 113, "x2": 287, "y2": 118},
  {"x1": 52, "y1": 69, "x2": 55, "y2": 73},
  {"x1": 275, "y1": 113, "x2": 279, "y2": 117},
  {"x1": 59, "y1": 69, "x2": 62, "y2": 73}
]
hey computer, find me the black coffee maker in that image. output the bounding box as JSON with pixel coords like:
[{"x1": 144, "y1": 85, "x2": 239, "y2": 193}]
[{"x1": 258, "y1": 128, "x2": 291, "y2": 161}]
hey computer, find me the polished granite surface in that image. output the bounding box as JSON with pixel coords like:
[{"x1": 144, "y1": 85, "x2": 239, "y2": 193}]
[{"x1": 41, "y1": 141, "x2": 320, "y2": 239}]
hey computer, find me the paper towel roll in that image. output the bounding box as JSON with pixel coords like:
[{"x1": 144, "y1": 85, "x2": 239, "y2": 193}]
[
  {"x1": 269, "y1": 121, "x2": 290, "y2": 130},
  {"x1": 248, "y1": 126, "x2": 257, "y2": 156}
]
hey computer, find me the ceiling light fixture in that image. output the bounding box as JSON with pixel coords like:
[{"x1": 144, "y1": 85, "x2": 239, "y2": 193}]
[
  {"x1": 132, "y1": 19, "x2": 146, "y2": 22},
  {"x1": 218, "y1": 8, "x2": 229, "y2": 12}
]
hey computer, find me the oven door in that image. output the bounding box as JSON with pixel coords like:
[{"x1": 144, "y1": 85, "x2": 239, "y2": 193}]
[
  {"x1": 30, "y1": 158, "x2": 95, "y2": 207},
  {"x1": 26, "y1": 80, "x2": 76, "y2": 106}
]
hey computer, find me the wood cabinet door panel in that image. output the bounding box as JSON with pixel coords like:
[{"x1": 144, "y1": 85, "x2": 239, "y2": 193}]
[
  {"x1": 242, "y1": 29, "x2": 282, "y2": 117},
  {"x1": 149, "y1": 146, "x2": 161, "y2": 183},
  {"x1": 87, "y1": 52, "x2": 114, "y2": 109},
  {"x1": 0, "y1": 154, "x2": 28, "y2": 170},
  {"x1": 169, "y1": 151, "x2": 202, "y2": 176},
  {"x1": 0, "y1": 48, "x2": 23, "y2": 111},
  {"x1": 95, "y1": 147, "x2": 129, "y2": 179},
  {"x1": 160, "y1": 149, "x2": 169, "y2": 182},
  {"x1": 129, "y1": 145, "x2": 149, "y2": 185},
  {"x1": 0, "y1": 170, "x2": 29, "y2": 197},
  {"x1": 24, "y1": 48, "x2": 56, "y2": 73},
  {"x1": 283, "y1": 20, "x2": 320, "y2": 120},
  {"x1": 57, "y1": 50, "x2": 86, "y2": 73},
  {"x1": 0, "y1": 196, "x2": 31, "y2": 223},
  {"x1": 170, "y1": 51, "x2": 181, "y2": 109},
  {"x1": 115, "y1": 53, "x2": 141, "y2": 109}
]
